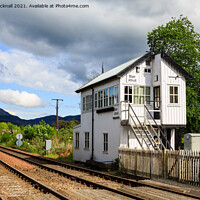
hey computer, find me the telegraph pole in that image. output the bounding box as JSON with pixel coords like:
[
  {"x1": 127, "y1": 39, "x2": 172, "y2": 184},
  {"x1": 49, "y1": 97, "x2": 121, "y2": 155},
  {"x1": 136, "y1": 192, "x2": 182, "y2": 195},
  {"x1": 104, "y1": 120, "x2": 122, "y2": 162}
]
[{"x1": 52, "y1": 99, "x2": 63, "y2": 137}]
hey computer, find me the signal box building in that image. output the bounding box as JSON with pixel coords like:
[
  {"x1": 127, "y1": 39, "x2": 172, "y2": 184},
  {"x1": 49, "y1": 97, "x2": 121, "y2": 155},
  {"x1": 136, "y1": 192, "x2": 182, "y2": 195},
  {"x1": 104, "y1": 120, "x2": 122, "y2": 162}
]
[{"x1": 73, "y1": 52, "x2": 192, "y2": 163}]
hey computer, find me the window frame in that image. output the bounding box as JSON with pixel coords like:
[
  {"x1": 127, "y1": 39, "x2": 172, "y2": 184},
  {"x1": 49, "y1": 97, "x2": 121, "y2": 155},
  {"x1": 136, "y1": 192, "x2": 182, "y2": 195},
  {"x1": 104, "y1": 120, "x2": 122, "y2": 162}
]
[
  {"x1": 85, "y1": 132, "x2": 89, "y2": 149},
  {"x1": 94, "y1": 85, "x2": 119, "y2": 109},
  {"x1": 75, "y1": 132, "x2": 79, "y2": 149},
  {"x1": 133, "y1": 86, "x2": 151, "y2": 105},
  {"x1": 124, "y1": 85, "x2": 133, "y2": 103},
  {"x1": 82, "y1": 95, "x2": 92, "y2": 112},
  {"x1": 169, "y1": 85, "x2": 179, "y2": 104},
  {"x1": 95, "y1": 92, "x2": 98, "y2": 108},
  {"x1": 98, "y1": 91, "x2": 103, "y2": 108},
  {"x1": 104, "y1": 89, "x2": 108, "y2": 107},
  {"x1": 83, "y1": 97, "x2": 86, "y2": 111},
  {"x1": 103, "y1": 133, "x2": 108, "y2": 152},
  {"x1": 144, "y1": 68, "x2": 152, "y2": 73}
]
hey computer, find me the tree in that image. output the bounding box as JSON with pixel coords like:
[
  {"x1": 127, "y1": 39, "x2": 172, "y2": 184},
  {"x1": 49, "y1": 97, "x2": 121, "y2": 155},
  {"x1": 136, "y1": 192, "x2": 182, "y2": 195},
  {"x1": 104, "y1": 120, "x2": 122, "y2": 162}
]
[{"x1": 147, "y1": 15, "x2": 200, "y2": 135}]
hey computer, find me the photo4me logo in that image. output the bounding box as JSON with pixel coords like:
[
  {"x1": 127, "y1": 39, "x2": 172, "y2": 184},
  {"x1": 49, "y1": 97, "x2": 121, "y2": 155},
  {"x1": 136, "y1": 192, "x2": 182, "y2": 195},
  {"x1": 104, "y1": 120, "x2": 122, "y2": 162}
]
[{"x1": 0, "y1": 3, "x2": 90, "y2": 9}]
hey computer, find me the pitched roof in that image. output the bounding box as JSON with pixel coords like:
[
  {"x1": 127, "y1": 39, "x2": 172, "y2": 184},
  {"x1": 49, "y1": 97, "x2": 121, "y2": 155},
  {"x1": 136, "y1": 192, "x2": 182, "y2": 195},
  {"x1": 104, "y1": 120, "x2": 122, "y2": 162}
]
[{"x1": 76, "y1": 51, "x2": 192, "y2": 93}]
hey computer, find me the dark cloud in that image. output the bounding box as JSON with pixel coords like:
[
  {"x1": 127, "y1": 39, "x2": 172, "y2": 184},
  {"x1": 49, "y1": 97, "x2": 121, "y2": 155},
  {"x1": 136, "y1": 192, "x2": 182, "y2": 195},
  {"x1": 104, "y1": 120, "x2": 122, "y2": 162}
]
[{"x1": 0, "y1": 0, "x2": 199, "y2": 85}]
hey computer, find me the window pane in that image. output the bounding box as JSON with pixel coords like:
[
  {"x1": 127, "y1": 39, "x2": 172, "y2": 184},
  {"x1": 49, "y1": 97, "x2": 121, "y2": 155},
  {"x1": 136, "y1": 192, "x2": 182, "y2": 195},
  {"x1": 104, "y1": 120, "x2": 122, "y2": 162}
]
[
  {"x1": 134, "y1": 86, "x2": 139, "y2": 94},
  {"x1": 134, "y1": 96, "x2": 139, "y2": 104},
  {"x1": 104, "y1": 133, "x2": 108, "y2": 152},
  {"x1": 112, "y1": 96, "x2": 114, "y2": 105},
  {"x1": 140, "y1": 96, "x2": 144, "y2": 104},
  {"x1": 115, "y1": 86, "x2": 118, "y2": 95},
  {"x1": 85, "y1": 132, "x2": 89, "y2": 148},
  {"x1": 114, "y1": 86, "x2": 119, "y2": 104},
  {"x1": 170, "y1": 95, "x2": 173, "y2": 103},
  {"x1": 170, "y1": 86, "x2": 173, "y2": 94},
  {"x1": 175, "y1": 95, "x2": 178, "y2": 103},
  {"x1": 129, "y1": 86, "x2": 132, "y2": 94},
  {"x1": 140, "y1": 86, "x2": 144, "y2": 95},
  {"x1": 125, "y1": 95, "x2": 128, "y2": 101},
  {"x1": 146, "y1": 87, "x2": 150, "y2": 95},
  {"x1": 83, "y1": 97, "x2": 86, "y2": 111},
  {"x1": 174, "y1": 87, "x2": 178, "y2": 94},
  {"x1": 124, "y1": 86, "x2": 128, "y2": 94},
  {"x1": 129, "y1": 95, "x2": 132, "y2": 103},
  {"x1": 104, "y1": 98, "x2": 108, "y2": 107},
  {"x1": 146, "y1": 96, "x2": 150, "y2": 104},
  {"x1": 95, "y1": 93, "x2": 98, "y2": 108}
]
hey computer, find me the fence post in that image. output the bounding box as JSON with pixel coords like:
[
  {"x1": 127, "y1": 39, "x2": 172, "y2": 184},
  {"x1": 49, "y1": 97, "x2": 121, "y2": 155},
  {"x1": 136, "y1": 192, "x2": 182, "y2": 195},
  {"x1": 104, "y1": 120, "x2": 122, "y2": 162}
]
[
  {"x1": 178, "y1": 150, "x2": 180, "y2": 182},
  {"x1": 163, "y1": 149, "x2": 167, "y2": 178}
]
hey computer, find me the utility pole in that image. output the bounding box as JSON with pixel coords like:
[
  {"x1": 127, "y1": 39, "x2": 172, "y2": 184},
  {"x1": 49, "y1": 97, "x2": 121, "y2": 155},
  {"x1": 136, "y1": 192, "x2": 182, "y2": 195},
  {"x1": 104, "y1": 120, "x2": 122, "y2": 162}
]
[{"x1": 52, "y1": 99, "x2": 63, "y2": 137}]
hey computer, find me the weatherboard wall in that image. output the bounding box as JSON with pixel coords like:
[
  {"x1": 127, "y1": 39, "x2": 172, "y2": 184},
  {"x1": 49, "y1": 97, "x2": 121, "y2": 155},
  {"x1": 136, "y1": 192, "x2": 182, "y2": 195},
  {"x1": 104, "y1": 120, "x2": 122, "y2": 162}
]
[
  {"x1": 159, "y1": 55, "x2": 186, "y2": 126},
  {"x1": 73, "y1": 79, "x2": 122, "y2": 162}
]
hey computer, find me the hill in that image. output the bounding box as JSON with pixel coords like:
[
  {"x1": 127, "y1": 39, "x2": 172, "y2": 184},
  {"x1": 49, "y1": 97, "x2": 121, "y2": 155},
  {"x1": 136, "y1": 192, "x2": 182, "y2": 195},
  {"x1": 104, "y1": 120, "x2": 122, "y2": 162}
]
[{"x1": 0, "y1": 108, "x2": 80, "y2": 126}]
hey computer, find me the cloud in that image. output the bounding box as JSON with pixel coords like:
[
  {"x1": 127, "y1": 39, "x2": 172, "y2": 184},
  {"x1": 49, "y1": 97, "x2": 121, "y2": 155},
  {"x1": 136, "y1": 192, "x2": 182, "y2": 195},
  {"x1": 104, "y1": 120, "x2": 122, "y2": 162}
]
[
  {"x1": 0, "y1": 49, "x2": 80, "y2": 94},
  {"x1": 0, "y1": 0, "x2": 200, "y2": 86},
  {"x1": 0, "y1": 89, "x2": 45, "y2": 107}
]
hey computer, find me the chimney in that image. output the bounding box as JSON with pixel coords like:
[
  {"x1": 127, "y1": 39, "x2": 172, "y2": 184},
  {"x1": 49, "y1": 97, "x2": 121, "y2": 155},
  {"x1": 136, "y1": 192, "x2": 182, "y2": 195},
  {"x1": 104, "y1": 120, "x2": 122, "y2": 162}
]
[{"x1": 102, "y1": 62, "x2": 104, "y2": 73}]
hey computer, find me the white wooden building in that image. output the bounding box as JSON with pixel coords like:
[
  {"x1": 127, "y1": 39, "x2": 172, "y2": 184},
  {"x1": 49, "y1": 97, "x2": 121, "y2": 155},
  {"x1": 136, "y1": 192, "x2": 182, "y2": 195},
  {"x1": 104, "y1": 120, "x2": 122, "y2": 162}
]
[{"x1": 73, "y1": 52, "x2": 192, "y2": 163}]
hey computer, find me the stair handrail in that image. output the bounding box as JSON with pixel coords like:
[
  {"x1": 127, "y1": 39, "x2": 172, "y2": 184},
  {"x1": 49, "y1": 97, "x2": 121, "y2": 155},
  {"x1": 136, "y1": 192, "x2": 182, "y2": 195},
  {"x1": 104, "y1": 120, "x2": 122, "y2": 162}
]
[
  {"x1": 128, "y1": 112, "x2": 149, "y2": 150},
  {"x1": 144, "y1": 105, "x2": 173, "y2": 150},
  {"x1": 129, "y1": 104, "x2": 155, "y2": 148},
  {"x1": 144, "y1": 115, "x2": 166, "y2": 150}
]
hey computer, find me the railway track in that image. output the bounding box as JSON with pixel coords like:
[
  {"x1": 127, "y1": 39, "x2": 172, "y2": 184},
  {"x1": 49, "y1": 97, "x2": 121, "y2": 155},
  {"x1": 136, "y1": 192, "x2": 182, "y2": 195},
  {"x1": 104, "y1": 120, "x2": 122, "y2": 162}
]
[
  {"x1": 0, "y1": 145, "x2": 200, "y2": 200},
  {"x1": 0, "y1": 160, "x2": 61, "y2": 200}
]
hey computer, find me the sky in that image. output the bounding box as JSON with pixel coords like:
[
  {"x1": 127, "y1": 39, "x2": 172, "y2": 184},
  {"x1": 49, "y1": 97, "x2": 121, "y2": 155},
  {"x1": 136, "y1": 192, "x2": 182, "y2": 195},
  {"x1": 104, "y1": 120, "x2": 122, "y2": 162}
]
[{"x1": 0, "y1": 0, "x2": 200, "y2": 119}]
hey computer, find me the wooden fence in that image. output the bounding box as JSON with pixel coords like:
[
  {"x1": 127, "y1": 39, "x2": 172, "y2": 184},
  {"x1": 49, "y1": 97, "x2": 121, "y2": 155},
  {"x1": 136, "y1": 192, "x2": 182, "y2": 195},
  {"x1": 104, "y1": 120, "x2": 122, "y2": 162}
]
[{"x1": 119, "y1": 148, "x2": 200, "y2": 185}]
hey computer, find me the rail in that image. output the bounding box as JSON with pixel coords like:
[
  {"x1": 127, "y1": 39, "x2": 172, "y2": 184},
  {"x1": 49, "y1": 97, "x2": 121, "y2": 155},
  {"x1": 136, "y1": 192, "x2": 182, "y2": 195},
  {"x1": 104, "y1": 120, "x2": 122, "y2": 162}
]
[
  {"x1": 0, "y1": 159, "x2": 70, "y2": 200},
  {"x1": 1, "y1": 146, "x2": 200, "y2": 199}
]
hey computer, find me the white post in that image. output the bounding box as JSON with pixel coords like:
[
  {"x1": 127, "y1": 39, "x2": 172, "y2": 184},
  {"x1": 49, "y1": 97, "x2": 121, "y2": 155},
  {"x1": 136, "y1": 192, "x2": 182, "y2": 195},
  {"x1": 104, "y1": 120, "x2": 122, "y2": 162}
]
[{"x1": 170, "y1": 129, "x2": 175, "y2": 150}]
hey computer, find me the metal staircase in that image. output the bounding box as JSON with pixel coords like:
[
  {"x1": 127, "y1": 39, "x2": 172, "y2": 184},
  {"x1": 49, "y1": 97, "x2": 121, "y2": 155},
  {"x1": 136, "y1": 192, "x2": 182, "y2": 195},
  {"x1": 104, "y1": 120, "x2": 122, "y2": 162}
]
[{"x1": 120, "y1": 101, "x2": 172, "y2": 150}]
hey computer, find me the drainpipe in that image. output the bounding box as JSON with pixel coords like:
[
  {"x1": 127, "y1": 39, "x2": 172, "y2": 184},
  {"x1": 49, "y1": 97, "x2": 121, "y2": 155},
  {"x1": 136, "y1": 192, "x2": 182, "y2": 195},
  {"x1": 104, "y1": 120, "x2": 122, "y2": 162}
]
[{"x1": 91, "y1": 88, "x2": 94, "y2": 161}]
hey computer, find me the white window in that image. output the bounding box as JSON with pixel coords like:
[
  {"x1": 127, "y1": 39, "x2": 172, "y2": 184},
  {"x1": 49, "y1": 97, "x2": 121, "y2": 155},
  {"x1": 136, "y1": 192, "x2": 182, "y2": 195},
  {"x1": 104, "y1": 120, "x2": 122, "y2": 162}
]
[
  {"x1": 83, "y1": 97, "x2": 86, "y2": 111},
  {"x1": 98, "y1": 91, "x2": 103, "y2": 108},
  {"x1": 169, "y1": 86, "x2": 178, "y2": 103},
  {"x1": 144, "y1": 68, "x2": 151, "y2": 73},
  {"x1": 103, "y1": 133, "x2": 108, "y2": 152},
  {"x1": 75, "y1": 132, "x2": 79, "y2": 148},
  {"x1": 104, "y1": 89, "x2": 108, "y2": 107},
  {"x1": 114, "y1": 86, "x2": 119, "y2": 104},
  {"x1": 83, "y1": 95, "x2": 92, "y2": 111},
  {"x1": 134, "y1": 86, "x2": 150, "y2": 104},
  {"x1": 146, "y1": 60, "x2": 151, "y2": 66},
  {"x1": 136, "y1": 67, "x2": 140, "y2": 73},
  {"x1": 85, "y1": 132, "x2": 89, "y2": 149},
  {"x1": 86, "y1": 95, "x2": 92, "y2": 110},
  {"x1": 109, "y1": 87, "x2": 114, "y2": 105},
  {"x1": 124, "y1": 86, "x2": 133, "y2": 103},
  {"x1": 109, "y1": 86, "x2": 119, "y2": 106},
  {"x1": 95, "y1": 85, "x2": 119, "y2": 109},
  {"x1": 95, "y1": 93, "x2": 98, "y2": 108}
]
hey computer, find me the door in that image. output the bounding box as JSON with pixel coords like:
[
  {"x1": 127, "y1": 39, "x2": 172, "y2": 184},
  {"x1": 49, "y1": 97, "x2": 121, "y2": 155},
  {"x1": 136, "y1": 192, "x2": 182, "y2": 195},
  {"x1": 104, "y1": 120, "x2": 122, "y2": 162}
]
[{"x1": 154, "y1": 86, "x2": 160, "y2": 119}]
